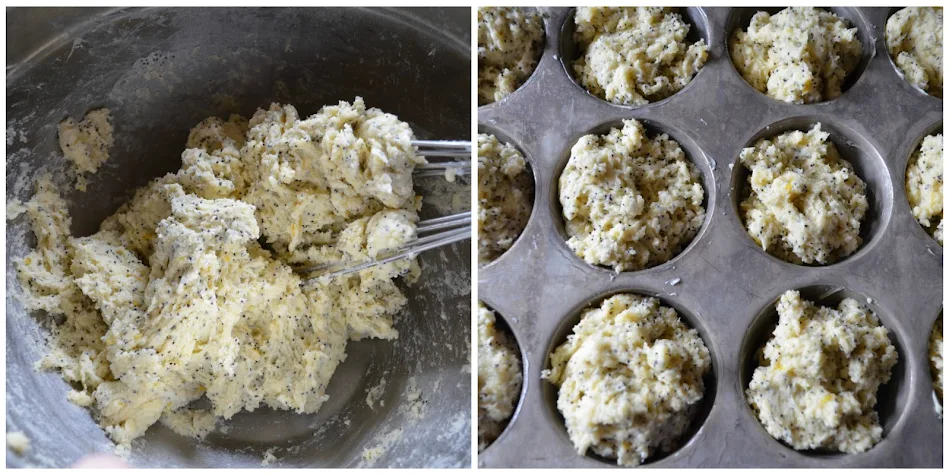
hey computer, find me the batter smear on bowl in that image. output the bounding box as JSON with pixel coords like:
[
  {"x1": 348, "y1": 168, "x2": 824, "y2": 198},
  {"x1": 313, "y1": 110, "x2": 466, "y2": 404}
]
[
  {"x1": 730, "y1": 7, "x2": 862, "y2": 104},
  {"x1": 58, "y1": 108, "x2": 113, "y2": 192},
  {"x1": 543, "y1": 294, "x2": 711, "y2": 466},
  {"x1": 572, "y1": 7, "x2": 707, "y2": 106},
  {"x1": 739, "y1": 124, "x2": 868, "y2": 265},
  {"x1": 13, "y1": 98, "x2": 426, "y2": 453},
  {"x1": 746, "y1": 290, "x2": 897, "y2": 453}
]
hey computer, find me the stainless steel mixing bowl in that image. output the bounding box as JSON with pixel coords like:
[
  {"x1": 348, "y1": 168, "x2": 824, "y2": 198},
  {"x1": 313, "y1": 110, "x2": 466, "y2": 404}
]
[{"x1": 6, "y1": 7, "x2": 471, "y2": 468}]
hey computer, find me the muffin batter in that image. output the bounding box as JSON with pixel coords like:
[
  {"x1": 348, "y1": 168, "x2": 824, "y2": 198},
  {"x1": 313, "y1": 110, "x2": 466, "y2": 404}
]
[
  {"x1": 747, "y1": 291, "x2": 897, "y2": 453},
  {"x1": 477, "y1": 302, "x2": 522, "y2": 451},
  {"x1": 559, "y1": 119, "x2": 705, "y2": 272},
  {"x1": 740, "y1": 124, "x2": 868, "y2": 265},
  {"x1": 478, "y1": 7, "x2": 545, "y2": 106},
  {"x1": 730, "y1": 7, "x2": 862, "y2": 104},
  {"x1": 543, "y1": 294, "x2": 710, "y2": 466},
  {"x1": 573, "y1": 7, "x2": 707, "y2": 106},
  {"x1": 905, "y1": 133, "x2": 943, "y2": 245},
  {"x1": 58, "y1": 108, "x2": 113, "y2": 191},
  {"x1": 477, "y1": 133, "x2": 533, "y2": 264},
  {"x1": 886, "y1": 7, "x2": 943, "y2": 98},
  {"x1": 14, "y1": 98, "x2": 424, "y2": 452}
]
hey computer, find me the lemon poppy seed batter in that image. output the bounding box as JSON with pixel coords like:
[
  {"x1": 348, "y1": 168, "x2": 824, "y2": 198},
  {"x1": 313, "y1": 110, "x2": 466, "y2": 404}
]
[
  {"x1": 730, "y1": 7, "x2": 862, "y2": 104},
  {"x1": 478, "y1": 7, "x2": 545, "y2": 106},
  {"x1": 746, "y1": 291, "x2": 897, "y2": 453},
  {"x1": 559, "y1": 119, "x2": 705, "y2": 272},
  {"x1": 739, "y1": 124, "x2": 868, "y2": 265},
  {"x1": 58, "y1": 108, "x2": 113, "y2": 192},
  {"x1": 477, "y1": 302, "x2": 522, "y2": 451},
  {"x1": 906, "y1": 133, "x2": 943, "y2": 245},
  {"x1": 15, "y1": 98, "x2": 424, "y2": 452},
  {"x1": 543, "y1": 294, "x2": 711, "y2": 467},
  {"x1": 477, "y1": 133, "x2": 533, "y2": 264},
  {"x1": 886, "y1": 7, "x2": 943, "y2": 98},
  {"x1": 573, "y1": 7, "x2": 707, "y2": 106}
]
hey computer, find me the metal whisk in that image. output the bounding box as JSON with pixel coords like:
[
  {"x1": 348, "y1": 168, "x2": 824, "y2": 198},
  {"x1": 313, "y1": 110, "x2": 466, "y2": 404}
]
[
  {"x1": 298, "y1": 140, "x2": 472, "y2": 282},
  {"x1": 412, "y1": 140, "x2": 472, "y2": 178}
]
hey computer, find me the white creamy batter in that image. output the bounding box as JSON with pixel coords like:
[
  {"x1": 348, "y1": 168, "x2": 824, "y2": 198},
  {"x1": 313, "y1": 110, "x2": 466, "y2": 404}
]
[
  {"x1": 740, "y1": 124, "x2": 868, "y2": 265},
  {"x1": 730, "y1": 7, "x2": 862, "y2": 104},
  {"x1": 14, "y1": 98, "x2": 424, "y2": 452},
  {"x1": 559, "y1": 119, "x2": 705, "y2": 272},
  {"x1": 886, "y1": 7, "x2": 943, "y2": 98},
  {"x1": 543, "y1": 294, "x2": 710, "y2": 466},
  {"x1": 477, "y1": 302, "x2": 522, "y2": 451},
  {"x1": 747, "y1": 290, "x2": 897, "y2": 453},
  {"x1": 573, "y1": 7, "x2": 707, "y2": 106},
  {"x1": 477, "y1": 133, "x2": 533, "y2": 264},
  {"x1": 58, "y1": 108, "x2": 113, "y2": 191},
  {"x1": 906, "y1": 133, "x2": 943, "y2": 245},
  {"x1": 478, "y1": 7, "x2": 545, "y2": 106}
]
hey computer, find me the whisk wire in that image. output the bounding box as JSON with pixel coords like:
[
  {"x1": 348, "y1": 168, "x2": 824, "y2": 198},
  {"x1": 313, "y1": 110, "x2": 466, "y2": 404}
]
[
  {"x1": 412, "y1": 139, "x2": 471, "y2": 175},
  {"x1": 299, "y1": 211, "x2": 471, "y2": 284}
]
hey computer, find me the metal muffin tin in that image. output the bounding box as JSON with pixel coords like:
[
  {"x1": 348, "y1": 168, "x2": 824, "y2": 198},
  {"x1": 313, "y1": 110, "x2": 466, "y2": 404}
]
[{"x1": 477, "y1": 7, "x2": 943, "y2": 468}]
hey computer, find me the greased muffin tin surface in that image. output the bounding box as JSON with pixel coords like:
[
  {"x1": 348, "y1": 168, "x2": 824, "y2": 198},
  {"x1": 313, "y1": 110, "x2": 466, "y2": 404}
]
[{"x1": 478, "y1": 7, "x2": 942, "y2": 468}]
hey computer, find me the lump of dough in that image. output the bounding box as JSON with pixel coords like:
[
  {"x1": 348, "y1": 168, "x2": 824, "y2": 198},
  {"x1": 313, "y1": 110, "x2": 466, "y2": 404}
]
[
  {"x1": 86, "y1": 188, "x2": 350, "y2": 448},
  {"x1": 7, "y1": 199, "x2": 26, "y2": 220},
  {"x1": 13, "y1": 176, "x2": 111, "y2": 394},
  {"x1": 241, "y1": 99, "x2": 423, "y2": 261},
  {"x1": 906, "y1": 134, "x2": 943, "y2": 245},
  {"x1": 176, "y1": 115, "x2": 249, "y2": 199},
  {"x1": 573, "y1": 7, "x2": 707, "y2": 106},
  {"x1": 740, "y1": 124, "x2": 868, "y2": 264},
  {"x1": 6, "y1": 432, "x2": 30, "y2": 456},
  {"x1": 543, "y1": 294, "x2": 710, "y2": 466},
  {"x1": 746, "y1": 290, "x2": 897, "y2": 453},
  {"x1": 886, "y1": 7, "x2": 943, "y2": 98},
  {"x1": 477, "y1": 7, "x2": 545, "y2": 106},
  {"x1": 477, "y1": 302, "x2": 522, "y2": 451},
  {"x1": 559, "y1": 119, "x2": 705, "y2": 272},
  {"x1": 477, "y1": 133, "x2": 533, "y2": 264},
  {"x1": 95, "y1": 115, "x2": 251, "y2": 261},
  {"x1": 58, "y1": 108, "x2": 113, "y2": 191},
  {"x1": 160, "y1": 408, "x2": 219, "y2": 439},
  {"x1": 730, "y1": 7, "x2": 862, "y2": 104}
]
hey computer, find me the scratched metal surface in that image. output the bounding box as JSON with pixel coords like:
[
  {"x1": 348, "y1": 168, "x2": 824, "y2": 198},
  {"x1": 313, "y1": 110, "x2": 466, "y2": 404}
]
[{"x1": 477, "y1": 7, "x2": 942, "y2": 468}]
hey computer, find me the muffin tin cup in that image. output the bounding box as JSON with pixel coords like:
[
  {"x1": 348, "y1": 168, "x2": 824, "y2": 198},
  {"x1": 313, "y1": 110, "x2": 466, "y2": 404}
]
[
  {"x1": 477, "y1": 124, "x2": 540, "y2": 269},
  {"x1": 478, "y1": 7, "x2": 942, "y2": 468},
  {"x1": 883, "y1": 7, "x2": 945, "y2": 99}
]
